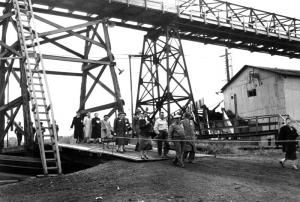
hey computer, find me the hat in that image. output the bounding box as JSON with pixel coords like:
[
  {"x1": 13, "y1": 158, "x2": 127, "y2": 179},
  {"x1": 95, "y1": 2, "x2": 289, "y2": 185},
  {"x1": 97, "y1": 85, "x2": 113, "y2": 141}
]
[
  {"x1": 184, "y1": 112, "x2": 192, "y2": 118},
  {"x1": 173, "y1": 114, "x2": 181, "y2": 119},
  {"x1": 118, "y1": 111, "x2": 126, "y2": 116}
]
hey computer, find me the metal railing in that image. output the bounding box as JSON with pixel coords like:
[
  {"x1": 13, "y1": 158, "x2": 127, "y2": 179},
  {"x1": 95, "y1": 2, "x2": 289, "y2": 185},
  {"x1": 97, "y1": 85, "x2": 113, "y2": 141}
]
[
  {"x1": 109, "y1": 0, "x2": 300, "y2": 42},
  {"x1": 199, "y1": 114, "x2": 290, "y2": 138}
]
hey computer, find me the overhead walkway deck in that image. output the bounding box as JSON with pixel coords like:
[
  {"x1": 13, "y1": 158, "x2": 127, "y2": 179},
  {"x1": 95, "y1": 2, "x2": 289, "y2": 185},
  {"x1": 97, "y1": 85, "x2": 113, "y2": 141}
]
[{"x1": 0, "y1": 0, "x2": 295, "y2": 58}]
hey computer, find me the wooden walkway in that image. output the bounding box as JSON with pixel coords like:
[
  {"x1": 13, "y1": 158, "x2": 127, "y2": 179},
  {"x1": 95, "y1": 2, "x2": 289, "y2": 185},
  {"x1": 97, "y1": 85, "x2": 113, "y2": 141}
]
[{"x1": 58, "y1": 143, "x2": 211, "y2": 162}]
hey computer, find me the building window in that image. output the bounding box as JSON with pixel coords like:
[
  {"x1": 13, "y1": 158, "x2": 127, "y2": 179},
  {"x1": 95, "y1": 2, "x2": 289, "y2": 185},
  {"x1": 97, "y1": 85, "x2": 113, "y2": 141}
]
[{"x1": 247, "y1": 89, "x2": 256, "y2": 97}]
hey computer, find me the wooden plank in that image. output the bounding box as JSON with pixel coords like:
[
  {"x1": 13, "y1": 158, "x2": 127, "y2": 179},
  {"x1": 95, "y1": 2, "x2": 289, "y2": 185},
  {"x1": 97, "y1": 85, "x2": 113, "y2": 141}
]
[
  {"x1": 0, "y1": 96, "x2": 23, "y2": 113},
  {"x1": 35, "y1": 15, "x2": 105, "y2": 48},
  {"x1": 12, "y1": 68, "x2": 82, "y2": 77},
  {"x1": 79, "y1": 101, "x2": 119, "y2": 114},
  {"x1": 87, "y1": 72, "x2": 116, "y2": 97},
  {"x1": 82, "y1": 66, "x2": 106, "y2": 105},
  {"x1": 0, "y1": 41, "x2": 21, "y2": 57},
  {"x1": 58, "y1": 143, "x2": 167, "y2": 162},
  {"x1": 39, "y1": 19, "x2": 103, "y2": 37},
  {"x1": 41, "y1": 54, "x2": 112, "y2": 65}
]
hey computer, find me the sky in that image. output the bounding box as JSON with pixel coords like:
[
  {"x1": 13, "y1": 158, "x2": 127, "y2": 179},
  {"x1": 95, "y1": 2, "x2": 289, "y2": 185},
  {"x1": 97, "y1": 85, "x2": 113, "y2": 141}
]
[{"x1": 2, "y1": 0, "x2": 300, "y2": 137}]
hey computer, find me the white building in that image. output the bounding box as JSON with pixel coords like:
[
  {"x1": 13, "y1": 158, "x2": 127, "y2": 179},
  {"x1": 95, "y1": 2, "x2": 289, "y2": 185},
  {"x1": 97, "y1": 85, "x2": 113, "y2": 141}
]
[{"x1": 221, "y1": 65, "x2": 300, "y2": 121}]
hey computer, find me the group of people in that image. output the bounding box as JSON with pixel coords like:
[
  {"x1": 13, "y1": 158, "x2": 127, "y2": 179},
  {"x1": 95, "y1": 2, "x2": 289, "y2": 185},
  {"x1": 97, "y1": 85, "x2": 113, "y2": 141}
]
[
  {"x1": 70, "y1": 112, "x2": 113, "y2": 147},
  {"x1": 133, "y1": 110, "x2": 197, "y2": 167}
]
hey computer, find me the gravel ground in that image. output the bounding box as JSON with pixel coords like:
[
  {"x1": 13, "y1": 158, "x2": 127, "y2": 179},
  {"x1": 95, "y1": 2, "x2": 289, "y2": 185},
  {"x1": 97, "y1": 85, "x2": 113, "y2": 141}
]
[{"x1": 0, "y1": 151, "x2": 299, "y2": 202}]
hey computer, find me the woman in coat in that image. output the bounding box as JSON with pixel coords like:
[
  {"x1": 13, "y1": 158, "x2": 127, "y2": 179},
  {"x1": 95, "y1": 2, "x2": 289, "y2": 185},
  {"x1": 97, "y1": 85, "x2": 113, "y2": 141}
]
[
  {"x1": 83, "y1": 112, "x2": 92, "y2": 143},
  {"x1": 139, "y1": 112, "x2": 152, "y2": 159},
  {"x1": 113, "y1": 112, "x2": 129, "y2": 153},
  {"x1": 101, "y1": 115, "x2": 113, "y2": 148},
  {"x1": 70, "y1": 112, "x2": 84, "y2": 143},
  {"x1": 91, "y1": 113, "x2": 101, "y2": 143}
]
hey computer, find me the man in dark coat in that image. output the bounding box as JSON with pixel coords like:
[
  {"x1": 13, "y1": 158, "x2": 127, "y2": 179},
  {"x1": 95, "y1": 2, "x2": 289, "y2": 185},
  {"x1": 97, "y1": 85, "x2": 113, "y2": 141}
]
[
  {"x1": 70, "y1": 112, "x2": 84, "y2": 143},
  {"x1": 91, "y1": 113, "x2": 101, "y2": 143},
  {"x1": 113, "y1": 112, "x2": 129, "y2": 153},
  {"x1": 279, "y1": 117, "x2": 299, "y2": 170}
]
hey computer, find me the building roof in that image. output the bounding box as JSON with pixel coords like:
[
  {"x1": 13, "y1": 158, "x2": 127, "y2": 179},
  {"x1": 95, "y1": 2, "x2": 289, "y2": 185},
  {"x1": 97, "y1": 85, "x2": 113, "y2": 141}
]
[{"x1": 221, "y1": 65, "x2": 300, "y2": 92}]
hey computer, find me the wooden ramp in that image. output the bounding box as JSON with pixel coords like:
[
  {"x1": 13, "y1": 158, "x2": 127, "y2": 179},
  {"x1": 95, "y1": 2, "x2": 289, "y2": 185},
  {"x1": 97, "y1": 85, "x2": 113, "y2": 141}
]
[
  {"x1": 58, "y1": 143, "x2": 168, "y2": 162},
  {"x1": 58, "y1": 143, "x2": 212, "y2": 162}
]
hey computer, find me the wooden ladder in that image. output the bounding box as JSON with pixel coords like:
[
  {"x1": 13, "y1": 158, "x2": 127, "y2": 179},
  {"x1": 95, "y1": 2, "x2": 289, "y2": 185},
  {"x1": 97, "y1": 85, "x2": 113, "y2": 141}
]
[{"x1": 12, "y1": 0, "x2": 62, "y2": 175}]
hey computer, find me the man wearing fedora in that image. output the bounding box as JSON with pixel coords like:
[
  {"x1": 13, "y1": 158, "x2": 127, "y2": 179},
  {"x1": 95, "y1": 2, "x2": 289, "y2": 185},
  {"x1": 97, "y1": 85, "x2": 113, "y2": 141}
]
[
  {"x1": 113, "y1": 111, "x2": 130, "y2": 153},
  {"x1": 168, "y1": 114, "x2": 186, "y2": 167}
]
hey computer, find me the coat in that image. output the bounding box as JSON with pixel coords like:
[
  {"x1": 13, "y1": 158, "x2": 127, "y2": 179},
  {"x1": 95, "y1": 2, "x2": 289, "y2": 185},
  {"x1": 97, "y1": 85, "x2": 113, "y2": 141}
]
[
  {"x1": 113, "y1": 117, "x2": 129, "y2": 145},
  {"x1": 101, "y1": 120, "x2": 113, "y2": 138},
  {"x1": 83, "y1": 116, "x2": 92, "y2": 139},
  {"x1": 91, "y1": 117, "x2": 101, "y2": 138},
  {"x1": 138, "y1": 118, "x2": 152, "y2": 150},
  {"x1": 181, "y1": 119, "x2": 196, "y2": 152},
  {"x1": 279, "y1": 125, "x2": 299, "y2": 160},
  {"x1": 70, "y1": 116, "x2": 83, "y2": 139}
]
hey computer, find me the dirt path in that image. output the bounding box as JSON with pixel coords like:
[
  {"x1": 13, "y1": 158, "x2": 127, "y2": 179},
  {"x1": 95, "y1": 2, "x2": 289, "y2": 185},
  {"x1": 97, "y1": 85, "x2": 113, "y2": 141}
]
[{"x1": 0, "y1": 153, "x2": 299, "y2": 202}]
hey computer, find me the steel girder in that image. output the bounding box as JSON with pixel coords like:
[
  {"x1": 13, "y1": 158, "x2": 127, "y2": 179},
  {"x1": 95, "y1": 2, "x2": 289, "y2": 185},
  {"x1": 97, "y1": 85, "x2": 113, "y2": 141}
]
[
  {"x1": 0, "y1": 4, "x2": 123, "y2": 150},
  {"x1": 136, "y1": 26, "x2": 200, "y2": 128}
]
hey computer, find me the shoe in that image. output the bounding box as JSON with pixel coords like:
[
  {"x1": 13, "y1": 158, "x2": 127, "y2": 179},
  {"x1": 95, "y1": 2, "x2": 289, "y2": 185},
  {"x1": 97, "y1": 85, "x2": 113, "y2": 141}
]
[
  {"x1": 188, "y1": 160, "x2": 195, "y2": 164},
  {"x1": 178, "y1": 162, "x2": 185, "y2": 168},
  {"x1": 292, "y1": 165, "x2": 298, "y2": 170},
  {"x1": 144, "y1": 155, "x2": 149, "y2": 159},
  {"x1": 141, "y1": 156, "x2": 145, "y2": 160},
  {"x1": 279, "y1": 161, "x2": 285, "y2": 168}
]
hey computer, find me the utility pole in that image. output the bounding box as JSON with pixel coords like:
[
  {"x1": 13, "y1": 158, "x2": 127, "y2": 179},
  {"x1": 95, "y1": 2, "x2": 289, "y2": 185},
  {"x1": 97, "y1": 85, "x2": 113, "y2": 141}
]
[
  {"x1": 225, "y1": 49, "x2": 230, "y2": 82},
  {"x1": 220, "y1": 48, "x2": 232, "y2": 82},
  {"x1": 128, "y1": 54, "x2": 142, "y2": 122}
]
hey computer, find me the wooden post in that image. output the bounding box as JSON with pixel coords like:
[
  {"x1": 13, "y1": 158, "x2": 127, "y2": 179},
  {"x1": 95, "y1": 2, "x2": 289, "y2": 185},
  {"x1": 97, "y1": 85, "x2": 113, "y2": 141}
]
[
  {"x1": 0, "y1": 17, "x2": 9, "y2": 150},
  {"x1": 19, "y1": 59, "x2": 33, "y2": 150},
  {"x1": 79, "y1": 28, "x2": 90, "y2": 111},
  {"x1": 103, "y1": 22, "x2": 123, "y2": 113}
]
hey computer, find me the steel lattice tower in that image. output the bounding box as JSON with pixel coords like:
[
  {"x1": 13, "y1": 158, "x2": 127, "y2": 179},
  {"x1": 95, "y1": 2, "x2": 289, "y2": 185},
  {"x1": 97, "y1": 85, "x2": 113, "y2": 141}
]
[{"x1": 136, "y1": 26, "x2": 200, "y2": 126}]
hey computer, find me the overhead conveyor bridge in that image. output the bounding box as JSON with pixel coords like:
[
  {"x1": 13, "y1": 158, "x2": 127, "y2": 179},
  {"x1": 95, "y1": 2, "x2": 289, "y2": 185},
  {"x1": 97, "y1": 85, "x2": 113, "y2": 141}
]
[{"x1": 1, "y1": 0, "x2": 300, "y2": 58}]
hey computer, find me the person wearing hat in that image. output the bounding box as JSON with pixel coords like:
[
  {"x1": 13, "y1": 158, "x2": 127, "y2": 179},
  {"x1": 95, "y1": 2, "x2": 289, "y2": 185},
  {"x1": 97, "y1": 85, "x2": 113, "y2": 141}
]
[
  {"x1": 181, "y1": 112, "x2": 196, "y2": 163},
  {"x1": 70, "y1": 111, "x2": 84, "y2": 143},
  {"x1": 168, "y1": 114, "x2": 186, "y2": 167},
  {"x1": 113, "y1": 111, "x2": 130, "y2": 153}
]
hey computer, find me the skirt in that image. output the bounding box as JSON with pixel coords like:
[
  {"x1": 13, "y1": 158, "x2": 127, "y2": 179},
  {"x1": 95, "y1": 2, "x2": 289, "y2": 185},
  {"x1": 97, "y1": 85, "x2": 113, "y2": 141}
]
[{"x1": 139, "y1": 135, "x2": 152, "y2": 151}]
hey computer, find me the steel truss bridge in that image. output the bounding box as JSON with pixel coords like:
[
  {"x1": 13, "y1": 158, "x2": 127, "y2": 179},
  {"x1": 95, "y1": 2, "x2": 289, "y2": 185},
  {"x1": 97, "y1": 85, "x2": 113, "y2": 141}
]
[{"x1": 1, "y1": 0, "x2": 300, "y2": 149}]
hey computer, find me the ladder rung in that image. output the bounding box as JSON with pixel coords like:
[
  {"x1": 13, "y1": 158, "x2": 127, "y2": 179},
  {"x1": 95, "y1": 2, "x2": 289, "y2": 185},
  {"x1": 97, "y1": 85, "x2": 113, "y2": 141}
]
[
  {"x1": 43, "y1": 134, "x2": 54, "y2": 137},
  {"x1": 37, "y1": 104, "x2": 47, "y2": 107},
  {"x1": 45, "y1": 150, "x2": 54, "y2": 153},
  {"x1": 37, "y1": 112, "x2": 48, "y2": 114},
  {"x1": 35, "y1": 97, "x2": 46, "y2": 100},
  {"x1": 31, "y1": 83, "x2": 43, "y2": 86},
  {"x1": 46, "y1": 158, "x2": 56, "y2": 162},
  {"x1": 47, "y1": 167, "x2": 58, "y2": 170},
  {"x1": 39, "y1": 119, "x2": 50, "y2": 121}
]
